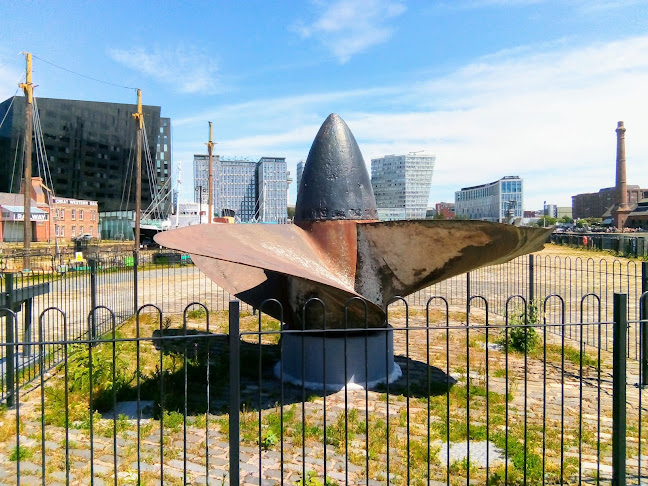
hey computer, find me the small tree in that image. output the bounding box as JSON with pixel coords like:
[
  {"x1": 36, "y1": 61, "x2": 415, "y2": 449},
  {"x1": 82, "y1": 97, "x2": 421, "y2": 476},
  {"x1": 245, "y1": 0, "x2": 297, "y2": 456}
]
[
  {"x1": 536, "y1": 216, "x2": 557, "y2": 227},
  {"x1": 559, "y1": 215, "x2": 573, "y2": 224}
]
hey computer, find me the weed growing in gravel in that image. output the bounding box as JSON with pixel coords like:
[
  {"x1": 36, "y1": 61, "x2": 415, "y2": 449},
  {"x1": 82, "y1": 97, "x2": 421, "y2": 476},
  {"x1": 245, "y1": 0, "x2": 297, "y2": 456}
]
[{"x1": 9, "y1": 445, "x2": 33, "y2": 461}]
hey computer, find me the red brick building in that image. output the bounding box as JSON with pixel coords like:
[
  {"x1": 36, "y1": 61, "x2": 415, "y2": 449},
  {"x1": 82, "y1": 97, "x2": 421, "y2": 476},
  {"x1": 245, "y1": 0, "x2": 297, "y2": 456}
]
[
  {"x1": 0, "y1": 178, "x2": 98, "y2": 243},
  {"x1": 572, "y1": 185, "x2": 648, "y2": 219},
  {"x1": 435, "y1": 202, "x2": 455, "y2": 219}
]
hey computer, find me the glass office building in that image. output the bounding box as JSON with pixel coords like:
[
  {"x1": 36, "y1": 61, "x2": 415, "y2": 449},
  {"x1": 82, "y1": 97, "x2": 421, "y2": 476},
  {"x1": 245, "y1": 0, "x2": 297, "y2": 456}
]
[
  {"x1": 0, "y1": 96, "x2": 168, "y2": 213},
  {"x1": 193, "y1": 155, "x2": 288, "y2": 223},
  {"x1": 296, "y1": 161, "x2": 304, "y2": 198},
  {"x1": 371, "y1": 153, "x2": 436, "y2": 221},
  {"x1": 257, "y1": 157, "x2": 288, "y2": 223},
  {"x1": 154, "y1": 117, "x2": 172, "y2": 215},
  {"x1": 454, "y1": 176, "x2": 524, "y2": 222}
]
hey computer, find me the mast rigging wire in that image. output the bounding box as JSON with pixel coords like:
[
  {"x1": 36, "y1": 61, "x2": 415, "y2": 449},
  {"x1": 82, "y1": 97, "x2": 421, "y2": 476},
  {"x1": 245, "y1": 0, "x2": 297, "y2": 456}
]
[
  {"x1": 31, "y1": 54, "x2": 138, "y2": 91},
  {"x1": 0, "y1": 86, "x2": 21, "y2": 131}
]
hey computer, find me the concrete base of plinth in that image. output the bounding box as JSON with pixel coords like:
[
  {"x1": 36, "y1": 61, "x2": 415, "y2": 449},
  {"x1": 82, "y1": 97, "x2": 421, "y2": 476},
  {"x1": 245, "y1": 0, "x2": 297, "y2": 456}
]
[{"x1": 274, "y1": 328, "x2": 402, "y2": 391}]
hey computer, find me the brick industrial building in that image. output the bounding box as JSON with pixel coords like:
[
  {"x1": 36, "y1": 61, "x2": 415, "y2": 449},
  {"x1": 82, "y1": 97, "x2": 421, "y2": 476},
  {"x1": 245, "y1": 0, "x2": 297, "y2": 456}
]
[
  {"x1": 571, "y1": 186, "x2": 647, "y2": 219},
  {"x1": 0, "y1": 178, "x2": 98, "y2": 243}
]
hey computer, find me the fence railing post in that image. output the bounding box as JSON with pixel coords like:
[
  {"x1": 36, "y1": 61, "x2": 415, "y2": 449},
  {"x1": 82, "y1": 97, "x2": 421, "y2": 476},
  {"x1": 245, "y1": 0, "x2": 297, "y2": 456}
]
[
  {"x1": 642, "y1": 262, "x2": 648, "y2": 386},
  {"x1": 466, "y1": 271, "x2": 471, "y2": 317},
  {"x1": 133, "y1": 250, "x2": 139, "y2": 316},
  {"x1": 229, "y1": 300, "x2": 240, "y2": 486},
  {"x1": 612, "y1": 292, "x2": 627, "y2": 486},
  {"x1": 89, "y1": 258, "x2": 97, "y2": 340},
  {"x1": 528, "y1": 254, "x2": 535, "y2": 304},
  {"x1": 4, "y1": 273, "x2": 14, "y2": 407}
]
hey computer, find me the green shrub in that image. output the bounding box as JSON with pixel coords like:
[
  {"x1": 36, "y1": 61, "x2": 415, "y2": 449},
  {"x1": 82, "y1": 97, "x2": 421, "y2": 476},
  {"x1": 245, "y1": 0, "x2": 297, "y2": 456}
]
[
  {"x1": 259, "y1": 430, "x2": 279, "y2": 450},
  {"x1": 501, "y1": 300, "x2": 542, "y2": 353},
  {"x1": 66, "y1": 339, "x2": 136, "y2": 412}
]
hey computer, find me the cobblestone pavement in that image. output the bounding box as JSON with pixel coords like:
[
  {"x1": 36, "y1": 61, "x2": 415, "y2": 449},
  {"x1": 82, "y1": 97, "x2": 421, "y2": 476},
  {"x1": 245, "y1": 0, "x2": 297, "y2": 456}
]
[{"x1": 1, "y1": 306, "x2": 647, "y2": 485}]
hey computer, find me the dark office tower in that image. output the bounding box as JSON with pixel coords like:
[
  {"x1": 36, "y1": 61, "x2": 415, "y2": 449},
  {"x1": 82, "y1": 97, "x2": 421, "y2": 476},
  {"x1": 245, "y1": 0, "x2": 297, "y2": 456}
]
[{"x1": 0, "y1": 96, "x2": 170, "y2": 213}]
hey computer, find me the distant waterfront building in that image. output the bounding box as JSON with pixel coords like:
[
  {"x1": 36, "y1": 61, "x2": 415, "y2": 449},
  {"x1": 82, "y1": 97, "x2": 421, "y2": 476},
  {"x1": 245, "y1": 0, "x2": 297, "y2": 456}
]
[
  {"x1": 193, "y1": 155, "x2": 288, "y2": 223},
  {"x1": 296, "y1": 161, "x2": 305, "y2": 197},
  {"x1": 556, "y1": 207, "x2": 572, "y2": 220},
  {"x1": 454, "y1": 176, "x2": 523, "y2": 222},
  {"x1": 371, "y1": 153, "x2": 436, "y2": 221},
  {"x1": 544, "y1": 204, "x2": 558, "y2": 218},
  {"x1": 0, "y1": 96, "x2": 169, "y2": 213},
  {"x1": 572, "y1": 186, "x2": 647, "y2": 219},
  {"x1": 433, "y1": 202, "x2": 455, "y2": 219},
  {"x1": 257, "y1": 157, "x2": 289, "y2": 223}
]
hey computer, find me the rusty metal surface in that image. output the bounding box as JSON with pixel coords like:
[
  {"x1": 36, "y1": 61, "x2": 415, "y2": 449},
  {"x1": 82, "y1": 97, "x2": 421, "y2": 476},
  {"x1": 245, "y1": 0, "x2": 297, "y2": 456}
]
[
  {"x1": 156, "y1": 219, "x2": 550, "y2": 329},
  {"x1": 355, "y1": 220, "x2": 552, "y2": 307},
  {"x1": 156, "y1": 221, "x2": 386, "y2": 329},
  {"x1": 155, "y1": 113, "x2": 552, "y2": 330},
  {"x1": 295, "y1": 113, "x2": 377, "y2": 222}
]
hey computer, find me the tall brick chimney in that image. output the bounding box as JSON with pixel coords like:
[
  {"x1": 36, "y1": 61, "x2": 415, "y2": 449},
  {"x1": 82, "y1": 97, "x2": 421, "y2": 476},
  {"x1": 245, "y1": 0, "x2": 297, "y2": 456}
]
[
  {"x1": 613, "y1": 121, "x2": 631, "y2": 228},
  {"x1": 615, "y1": 121, "x2": 630, "y2": 211}
]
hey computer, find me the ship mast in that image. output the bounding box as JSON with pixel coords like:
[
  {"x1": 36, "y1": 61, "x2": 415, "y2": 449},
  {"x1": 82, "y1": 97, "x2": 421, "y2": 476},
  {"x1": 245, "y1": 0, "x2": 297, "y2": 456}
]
[
  {"x1": 19, "y1": 52, "x2": 34, "y2": 269},
  {"x1": 206, "y1": 122, "x2": 215, "y2": 224},
  {"x1": 132, "y1": 89, "x2": 143, "y2": 250}
]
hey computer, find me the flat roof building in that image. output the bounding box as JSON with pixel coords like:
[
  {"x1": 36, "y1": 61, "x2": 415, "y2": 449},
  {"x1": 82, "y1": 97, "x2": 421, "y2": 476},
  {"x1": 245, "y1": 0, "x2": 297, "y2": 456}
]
[
  {"x1": 371, "y1": 153, "x2": 436, "y2": 221},
  {"x1": 572, "y1": 186, "x2": 647, "y2": 219},
  {"x1": 455, "y1": 176, "x2": 523, "y2": 222},
  {"x1": 193, "y1": 155, "x2": 288, "y2": 223}
]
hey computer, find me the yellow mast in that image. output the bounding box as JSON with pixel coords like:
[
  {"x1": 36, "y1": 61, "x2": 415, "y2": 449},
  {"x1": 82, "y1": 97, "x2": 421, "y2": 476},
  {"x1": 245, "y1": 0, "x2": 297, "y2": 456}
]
[
  {"x1": 206, "y1": 122, "x2": 215, "y2": 224},
  {"x1": 132, "y1": 89, "x2": 143, "y2": 250},
  {"x1": 19, "y1": 52, "x2": 34, "y2": 269}
]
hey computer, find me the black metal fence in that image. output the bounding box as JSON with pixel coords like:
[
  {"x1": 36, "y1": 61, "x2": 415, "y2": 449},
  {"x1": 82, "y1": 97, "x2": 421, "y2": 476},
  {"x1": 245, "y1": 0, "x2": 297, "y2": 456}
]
[
  {"x1": 0, "y1": 293, "x2": 647, "y2": 485},
  {"x1": 551, "y1": 232, "x2": 648, "y2": 259},
  {"x1": 1, "y1": 249, "x2": 647, "y2": 403}
]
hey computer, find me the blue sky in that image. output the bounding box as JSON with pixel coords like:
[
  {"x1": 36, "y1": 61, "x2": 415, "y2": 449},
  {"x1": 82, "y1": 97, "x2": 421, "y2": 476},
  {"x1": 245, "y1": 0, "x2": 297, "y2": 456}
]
[{"x1": 1, "y1": 0, "x2": 647, "y2": 210}]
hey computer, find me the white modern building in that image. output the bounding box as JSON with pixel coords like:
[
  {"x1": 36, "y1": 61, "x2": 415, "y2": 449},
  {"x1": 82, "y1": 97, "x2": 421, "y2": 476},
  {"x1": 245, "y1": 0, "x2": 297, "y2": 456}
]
[
  {"x1": 193, "y1": 154, "x2": 288, "y2": 223},
  {"x1": 454, "y1": 176, "x2": 523, "y2": 222},
  {"x1": 370, "y1": 153, "x2": 436, "y2": 221}
]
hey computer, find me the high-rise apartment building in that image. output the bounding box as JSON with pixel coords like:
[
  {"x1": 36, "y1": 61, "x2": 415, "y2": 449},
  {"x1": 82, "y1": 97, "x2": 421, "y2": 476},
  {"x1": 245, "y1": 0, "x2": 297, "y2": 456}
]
[
  {"x1": 193, "y1": 155, "x2": 288, "y2": 223},
  {"x1": 154, "y1": 117, "x2": 172, "y2": 215},
  {"x1": 0, "y1": 96, "x2": 169, "y2": 213},
  {"x1": 258, "y1": 157, "x2": 289, "y2": 223},
  {"x1": 454, "y1": 176, "x2": 523, "y2": 222},
  {"x1": 370, "y1": 153, "x2": 436, "y2": 221},
  {"x1": 296, "y1": 161, "x2": 305, "y2": 197}
]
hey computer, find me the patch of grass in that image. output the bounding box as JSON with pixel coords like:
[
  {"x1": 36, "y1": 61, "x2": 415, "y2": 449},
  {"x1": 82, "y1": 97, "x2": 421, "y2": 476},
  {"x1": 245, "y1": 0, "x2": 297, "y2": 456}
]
[
  {"x1": 163, "y1": 410, "x2": 184, "y2": 432},
  {"x1": 294, "y1": 470, "x2": 339, "y2": 486},
  {"x1": 186, "y1": 308, "x2": 207, "y2": 320},
  {"x1": 493, "y1": 368, "x2": 507, "y2": 378},
  {"x1": 9, "y1": 445, "x2": 33, "y2": 461},
  {"x1": 529, "y1": 342, "x2": 598, "y2": 368}
]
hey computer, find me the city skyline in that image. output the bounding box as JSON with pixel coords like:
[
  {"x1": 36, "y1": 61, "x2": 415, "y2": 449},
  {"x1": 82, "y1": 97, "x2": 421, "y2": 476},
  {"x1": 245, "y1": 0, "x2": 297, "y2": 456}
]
[{"x1": 1, "y1": 1, "x2": 647, "y2": 211}]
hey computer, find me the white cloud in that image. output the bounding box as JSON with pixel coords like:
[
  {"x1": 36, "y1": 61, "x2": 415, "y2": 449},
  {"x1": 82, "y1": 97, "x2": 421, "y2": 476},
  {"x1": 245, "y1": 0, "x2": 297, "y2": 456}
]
[
  {"x1": 175, "y1": 35, "x2": 648, "y2": 209},
  {"x1": 346, "y1": 36, "x2": 648, "y2": 208},
  {"x1": 295, "y1": 0, "x2": 406, "y2": 63},
  {"x1": 107, "y1": 45, "x2": 219, "y2": 94}
]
